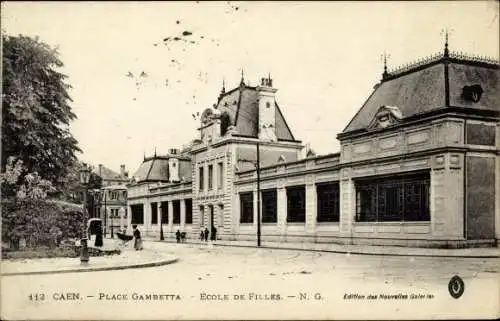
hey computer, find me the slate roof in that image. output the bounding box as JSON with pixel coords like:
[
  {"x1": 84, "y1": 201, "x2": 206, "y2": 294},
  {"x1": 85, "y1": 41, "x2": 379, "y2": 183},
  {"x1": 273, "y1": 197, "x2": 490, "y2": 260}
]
[
  {"x1": 131, "y1": 157, "x2": 169, "y2": 183},
  {"x1": 131, "y1": 155, "x2": 192, "y2": 183},
  {"x1": 342, "y1": 52, "x2": 500, "y2": 135},
  {"x1": 216, "y1": 83, "x2": 297, "y2": 141},
  {"x1": 93, "y1": 165, "x2": 127, "y2": 182}
]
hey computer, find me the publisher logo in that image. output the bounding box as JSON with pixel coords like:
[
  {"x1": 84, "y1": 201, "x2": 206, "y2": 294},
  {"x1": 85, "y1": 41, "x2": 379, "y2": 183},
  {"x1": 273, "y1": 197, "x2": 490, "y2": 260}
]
[{"x1": 448, "y1": 275, "x2": 465, "y2": 299}]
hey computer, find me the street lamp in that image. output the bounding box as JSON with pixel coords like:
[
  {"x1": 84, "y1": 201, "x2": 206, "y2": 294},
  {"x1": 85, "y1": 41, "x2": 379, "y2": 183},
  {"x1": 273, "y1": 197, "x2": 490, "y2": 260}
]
[
  {"x1": 160, "y1": 203, "x2": 165, "y2": 241},
  {"x1": 238, "y1": 141, "x2": 262, "y2": 247},
  {"x1": 79, "y1": 163, "x2": 91, "y2": 264}
]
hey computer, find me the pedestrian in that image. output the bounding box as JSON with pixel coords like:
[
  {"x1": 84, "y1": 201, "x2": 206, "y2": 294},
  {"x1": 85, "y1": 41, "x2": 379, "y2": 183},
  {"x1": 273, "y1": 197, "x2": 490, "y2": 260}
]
[
  {"x1": 133, "y1": 225, "x2": 143, "y2": 251},
  {"x1": 176, "y1": 229, "x2": 181, "y2": 243},
  {"x1": 200, "y1": 229, "x2": 204, "y2": 241},
  {"x1": 204, "y1": 227, "x2": 209, "y2": 242},
  {"x1": 211, "y1": 226, "x2": 217, "y2": 241}
]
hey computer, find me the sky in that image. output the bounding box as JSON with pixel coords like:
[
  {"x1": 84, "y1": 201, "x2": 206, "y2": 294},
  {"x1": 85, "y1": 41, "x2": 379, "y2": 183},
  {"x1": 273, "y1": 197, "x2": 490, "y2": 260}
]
[{"x1": 2, "y1": 1, "x2": 499, "y2": 175}]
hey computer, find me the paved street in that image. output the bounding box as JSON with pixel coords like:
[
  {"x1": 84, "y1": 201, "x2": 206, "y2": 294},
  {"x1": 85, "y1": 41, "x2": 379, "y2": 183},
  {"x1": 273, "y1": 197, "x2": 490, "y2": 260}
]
[{"x1": 2, "y1": 242, "x2": 499, "y2": 320}]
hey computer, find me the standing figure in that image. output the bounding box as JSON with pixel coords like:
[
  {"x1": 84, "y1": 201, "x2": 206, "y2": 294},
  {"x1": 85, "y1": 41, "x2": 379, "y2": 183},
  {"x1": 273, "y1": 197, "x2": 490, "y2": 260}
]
[
  {"x1": 204, "y1": 227, "x2": 209, "y2": 242},
  {"x1": 133, "y1": 225, "x2": 143, "y2": 251},
  {"x1": 200, "y1": 229, "x2": 205, "y2": 241},
  {"x1": 211, "y1": 226, "x2": 217, "y2": 241},
  {"x1": 176, "y1": 229, "x2": 181, "y2": 243}
]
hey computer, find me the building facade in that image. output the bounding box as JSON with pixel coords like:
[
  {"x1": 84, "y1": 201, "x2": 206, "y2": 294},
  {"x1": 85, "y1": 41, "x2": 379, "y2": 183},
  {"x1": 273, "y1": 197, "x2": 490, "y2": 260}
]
[
  {"x1": 92, "y1": 164, "x2": 130, "y2": 235},
  {"x1": 127, "y1": 46, "x2": 499, "y2": 248}
]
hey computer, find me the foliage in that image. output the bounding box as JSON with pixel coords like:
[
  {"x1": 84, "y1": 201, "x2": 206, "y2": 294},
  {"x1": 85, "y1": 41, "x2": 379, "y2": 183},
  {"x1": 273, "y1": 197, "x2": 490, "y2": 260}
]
[
  {"x1": 57, "y1": 160, "x2": 103, "y2": 202},
  {"x1": 1, "y1": 198, "x2": 84, "y2": 250},
  {"x1": 2, "y1": 34, "x2": 80, "y2": 186},
  {"x1": 2, "y1": 246, "x2": 79, "y2": 260},
  {"x1": 0, "y1": 156, "x2": 56, "y2": 199}
]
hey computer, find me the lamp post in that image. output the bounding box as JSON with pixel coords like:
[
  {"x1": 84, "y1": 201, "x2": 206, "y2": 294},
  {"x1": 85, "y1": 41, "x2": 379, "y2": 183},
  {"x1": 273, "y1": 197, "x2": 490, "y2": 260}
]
[
  {"x1": 238, "y1": 141, "x2": 261, "y2": 247},
  {"x1": 256, "y1": 142, "x2": 261, "y2": 247},
  {"x1": 79, "y1": 163, "x2": 91, "y2": 264},
  {"x1": 160, "y1": 203, "x2": 165, "y2": 241}
]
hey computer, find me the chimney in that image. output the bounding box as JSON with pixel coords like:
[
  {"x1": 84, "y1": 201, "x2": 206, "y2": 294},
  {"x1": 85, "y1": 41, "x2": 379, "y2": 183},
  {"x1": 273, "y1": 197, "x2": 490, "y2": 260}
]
[
  {"x1": 256, "y1": 74, "x2": 278, "y2": 141},
  {"x1": 169, "y1": 148, "x2": 179, "y2": 155},
  {"x1": 120, "y1": 164, "x2": 126, "y2": 178},
  {"x1": 98, "y1": 164, "x2": 103, "y2": 177}
]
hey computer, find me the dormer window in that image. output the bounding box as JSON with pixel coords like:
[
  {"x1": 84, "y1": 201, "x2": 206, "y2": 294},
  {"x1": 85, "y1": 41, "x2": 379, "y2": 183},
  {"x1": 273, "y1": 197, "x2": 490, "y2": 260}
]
[
  {"x1": 369, "y1": 105, "x2": 403, "y2": 130},
  {"x1": 462, "y1": 84, "x2": 483, "y2": 103}
]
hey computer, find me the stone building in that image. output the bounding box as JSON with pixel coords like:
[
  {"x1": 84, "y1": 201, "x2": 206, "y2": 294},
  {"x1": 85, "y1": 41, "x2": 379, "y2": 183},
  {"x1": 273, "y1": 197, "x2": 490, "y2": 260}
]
[
  {"x1": 127, "y1": 43, "x2": 499, "y2": 248},
  {"x1": 92, "y1": 164, "x2": 130, "y2": 235}
]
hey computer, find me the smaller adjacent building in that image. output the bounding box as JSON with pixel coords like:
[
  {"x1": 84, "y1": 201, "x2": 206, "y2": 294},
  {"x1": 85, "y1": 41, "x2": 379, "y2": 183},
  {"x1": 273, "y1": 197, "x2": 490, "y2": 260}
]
[{"x1": 92, "y1": 164, "x2": 130, "y2": 235}]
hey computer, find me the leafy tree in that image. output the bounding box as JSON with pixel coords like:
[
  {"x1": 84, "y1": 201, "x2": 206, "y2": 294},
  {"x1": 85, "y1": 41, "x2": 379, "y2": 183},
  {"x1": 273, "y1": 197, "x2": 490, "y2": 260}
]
[
  {"x1": 58, "y1": 161, "x2": 103, "y2": 202},
  {"x1": 0, "y1": 156, "x2": 56, "y2": 199},
  {"x1": 2, "y1": 34, "x2": 80, "y2": 186}
]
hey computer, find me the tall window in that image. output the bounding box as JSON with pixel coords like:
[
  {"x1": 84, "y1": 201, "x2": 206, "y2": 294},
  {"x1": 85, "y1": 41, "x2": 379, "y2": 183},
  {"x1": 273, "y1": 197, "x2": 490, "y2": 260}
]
[
  {"x1": 160, "y1": 201, "x2": 168, "y2": 224},
  {"x1": 261, "y1": 189, "x2": 277, "y2": 223},
  {"x1": 151, "y1": 202, "x2": 158, "y2": 224},
  {"x1": 208, "y1": 165, "x2": 213, "y2": 190},
  {"x1": 199, "y1": 167, "x2": 204, "y2": 191},
  {"x1": 316, "y1": 182, "x2": 340, "y2": 222},
  {"x1": 173, "y1": 200, "x2": 181, "y2": 224},
  {"x1": 240, "y1": 192, "x2": 254, "y2": 223},
  {"x1": 217, "y1": 162, "x2": 224, "y2": 190},
  {"x1": 131, "y1": 204, "x2": 144, "y2": 224},
  {"x1": 287, "y1": 186, "x2": 306, "y2": 222},
  {"x1": 355, "y1": 171, "x2": 430, "y2": 222},
  {"x1": 185, "y1": 199, "x2": 193, "y2": 224},
  {"x1": 200, "y1": 206, "x2": 205, "y2": 226}
]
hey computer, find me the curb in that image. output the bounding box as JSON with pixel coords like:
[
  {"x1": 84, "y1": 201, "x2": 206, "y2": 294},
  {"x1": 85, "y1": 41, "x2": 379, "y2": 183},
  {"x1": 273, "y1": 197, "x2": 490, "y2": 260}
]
[
  {"x1": 1, "y1": 256, "x2": 179, "y2": 277},
  {"x1": 155, "y1": 240, "x2": 500, "y2": 259}
]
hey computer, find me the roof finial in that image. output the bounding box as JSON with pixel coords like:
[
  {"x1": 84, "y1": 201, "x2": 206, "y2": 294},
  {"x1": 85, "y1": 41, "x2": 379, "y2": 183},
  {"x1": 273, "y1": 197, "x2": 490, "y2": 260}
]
[
  {"x1": 143, "y1": 151, "x2": 146, "y2": 161},
  {"x1": 154, "y1": 147, "x2": 157, "y2": 157},
  {"x1": 381, "y1": 51, "x2": 390, "y2": 80},
  {"x1": 222, "y1": 78, "x2": 226, "y2": 93},
  {"x1": 240, "y1": 68, "x2": 245, "y2": 85},
  {"x1": 441, "y1": 28, "x2": 453, "y2": 57},
  {"x1": 444, "y1": 29, "x2": 449, "y2": 57}
]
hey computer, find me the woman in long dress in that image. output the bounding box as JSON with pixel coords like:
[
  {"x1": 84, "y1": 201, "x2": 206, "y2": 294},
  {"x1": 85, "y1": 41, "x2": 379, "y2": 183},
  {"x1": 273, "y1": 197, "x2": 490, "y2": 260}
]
[{"x1": 133, "y1": 225, "x2": 143, "y2": 250}]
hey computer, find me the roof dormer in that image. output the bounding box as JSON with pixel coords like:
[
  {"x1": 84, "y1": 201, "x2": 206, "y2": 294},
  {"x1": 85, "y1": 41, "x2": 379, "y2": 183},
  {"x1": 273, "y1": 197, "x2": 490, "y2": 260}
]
[{"x1": 368, "y1": 105, "x2": 403, "y2": 130}]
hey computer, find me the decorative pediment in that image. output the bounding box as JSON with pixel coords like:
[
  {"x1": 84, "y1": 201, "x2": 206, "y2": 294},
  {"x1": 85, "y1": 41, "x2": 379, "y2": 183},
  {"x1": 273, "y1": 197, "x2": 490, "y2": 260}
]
[{"x1": 368, "y1": 105, "x2": 403, "y2": 129}]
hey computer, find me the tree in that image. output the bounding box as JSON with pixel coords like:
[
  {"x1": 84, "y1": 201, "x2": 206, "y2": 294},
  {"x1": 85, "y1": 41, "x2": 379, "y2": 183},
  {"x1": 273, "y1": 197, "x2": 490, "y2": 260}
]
[
  {"x1": 0, "y1": 156, "x2": 56, "y2": 199},
  {"x1": 58, "y1": 160, "x2": 103, "y2": 202},
  {"x1": 2, "y1": 34, "x2": 81, "y2": 186}
]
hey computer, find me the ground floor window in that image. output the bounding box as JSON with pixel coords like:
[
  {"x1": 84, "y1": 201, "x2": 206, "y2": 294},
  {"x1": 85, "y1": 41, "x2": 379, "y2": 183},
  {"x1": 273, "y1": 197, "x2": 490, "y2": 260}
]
[
  {"x1": 240, "y1": 192, "x2": 254, "y2": 223},
  {"x1": 287, "y1": 185, "x2": 305, "y2": 222},
  {"x1": 130, "y1": 204, "x2": 144, "y2": 225},
  {"x1": 160, "y1": 202, "x2": 168, "y2": 224},
  {"x1": 199, "y1": 206, "x2": 205, "y2": 226},
  {"x1": 355, "y1": 171, "x2": 430, "y2": 222},
  {"x1": 151, "y1": 202, "x2": 158, "y2": 224},
  {"x1": 316, "y1": 182, "x2": 340, "y2": 222},
  {"x1": 173, "y1": 200, "x2": 181, "y2": 224},
  {"x1": 185, "y1": 199, "x2": 193, "y2": 224},
  {"x1": 261, "y1": 189, "x2": 277, "y2": 223}
]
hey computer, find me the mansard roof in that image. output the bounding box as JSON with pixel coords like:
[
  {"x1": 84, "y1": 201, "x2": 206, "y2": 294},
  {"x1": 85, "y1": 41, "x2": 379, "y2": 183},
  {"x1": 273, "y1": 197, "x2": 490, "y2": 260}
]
[
  {"x1": 93, "y1": 164, "x2": 127, "y2": 182},
  {"x1": 341, "y1": 51, "x2": 500, "y2": 137},
  {"x1": 131, "y1": 157, "x2": 169, "y2": 183},
  {"x1": 215, "y1": 83, "x2": 297, "y2": 142}
]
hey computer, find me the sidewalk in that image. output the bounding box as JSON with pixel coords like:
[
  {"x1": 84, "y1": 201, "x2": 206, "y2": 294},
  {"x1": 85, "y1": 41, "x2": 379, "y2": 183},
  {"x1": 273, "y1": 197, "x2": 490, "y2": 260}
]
[
  {"x1": 1, "y1": 239, "x2": 179, "y2": 276},
  {"x1": 154, "y1": 238, "x2": 500, "y2": 258}
]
